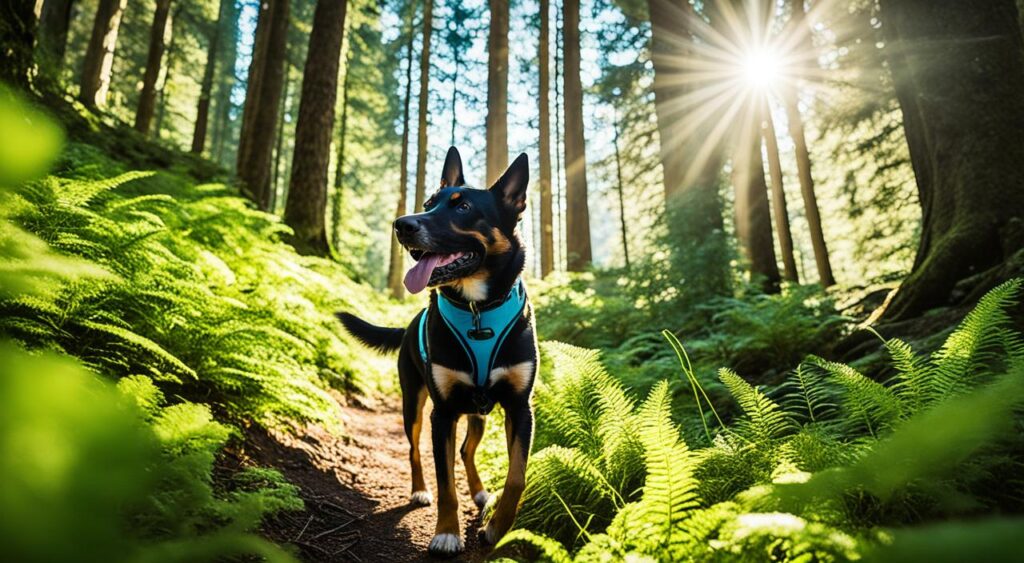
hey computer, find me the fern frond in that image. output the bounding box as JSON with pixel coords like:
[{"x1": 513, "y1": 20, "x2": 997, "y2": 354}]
[
  {"x1": 494, "y1": 529, "x2": 573, "y2": 563},
  {"x1": 76, "y1": 319, "x2": 195, "y2": 382},
  {"x1": 929, "y1": 278, "x2": 1022, "y2": 400},
  {"x1": 635, "y1": 381, "x2": 699, "y2": 552},
  {"x1": 886, "y1": 337, "x2": 932, "y2": 412},
  {"x1": 719, "y1": 368, "x2": 796, "y2": 443},
  {"x1": 808, "y1": 355, "x2": 902, "y2": 437},
  {"x1": 778, "y1": 364, "x2": 839, "y2": 424}
]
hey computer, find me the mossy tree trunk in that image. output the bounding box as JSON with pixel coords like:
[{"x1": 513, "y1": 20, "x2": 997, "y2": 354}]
[
  {"x1": 732, "y1": 116, "x2": 782, "y2": 293},
  {"x1": 879, "y1": 0, "x2": 1024, "y2": 320},
  {"x1": 485, "y1": 0, "x2": 509, "y2": 185},
  {"x1": 284, "y1": 0, "x2": 349, "y2": 256}
]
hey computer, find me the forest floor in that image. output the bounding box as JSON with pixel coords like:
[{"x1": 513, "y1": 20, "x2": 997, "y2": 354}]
[{"x1": 241, "y1": 392, "x2": 491, "y2": 563}]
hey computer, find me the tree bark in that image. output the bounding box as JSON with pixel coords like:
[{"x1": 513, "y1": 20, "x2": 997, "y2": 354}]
[
  {"x1": 413, "y1": 0, "x2": 433, "y2": 211},
  {"x1": 36, "y1": 0, "x2": 74, "y2": 87},
  {"x1": 135, "y1": 0, "x2": 172, "y2": 135},
  {"x1": 879, "y1": 0, "x2": 1024, "y2": 320},
  {"x1": 192, "y1": 0, "x2": 227, "y2": 154},
  {"x1": 761, "y1": 99, "x2": 798, "y2": 283},
  {"x1": 485, "y1": 0, "x2": 509, "y2": 185},
  {"x1": 212, "y1": 0, "x2": 238, "y2": 165},
  {"x1": 78, "y1": 0, "x2": 126, "y2": 107},
  {"x1": 0, "y1": 0, "x2": 37, "y2": 91},
  {"x1": 331, "y1": 46, "x2": 353, "y2": 253},
  {"x1": 554, "y1": 3, "x2": 563, "y2": 271},
  {"x1": 538, "y1": 0, "x2": 554, "y2": 277},
  {"x1": 237, "y1": 0, "x2": 290, "y2": 211},
  {"x1": 284, "y1": 0, "x2": 348, "y2": 256},
  {"x1": 562, "y1": 0, "x2": 592, "y2": 271},
  {"x1": 648, "y1": 0, "x2": 728, "y2": 264},
  {"x1": 237, "y1": 0, "x2": 272, "y2": 181},
  {"x1": 733, "y1": 116, "x2": 782, "y2": 292},
  {"x1": 271, "y1": 72, "x2": 291, "y2": 212},
  {"x1": 784, "y1": 0, "x2": 835, "y2": 287},
  {"x1": 388, "y1": 2, "x2": 417, "y2": 299},
  {"x1": 612, "y1": 112, "x2": 630, "y2": 270}
]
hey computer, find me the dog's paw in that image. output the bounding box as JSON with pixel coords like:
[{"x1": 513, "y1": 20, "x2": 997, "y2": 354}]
[
  {"x1": 427, "y1": 533, "x2": 464, "y2": 557},
  {"x1": 410, "y1": 490, "x2": 433, "y2": 506},
  {"x1": 473, "y1": 490, "x2": 491, "y2": 509},
  {"x1": 478, "y1": 522, "x2": 502, "y2": 546}
]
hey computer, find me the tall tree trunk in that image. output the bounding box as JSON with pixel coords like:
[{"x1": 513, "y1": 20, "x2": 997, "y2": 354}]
[
  {"x1": 733, "y1": 117, "x2": 782, "y2": 292},
  {"x1": 413, "y1": 0, "x2": 433, "y2": 211},
  {"x1": 554, "y1": 1, "x2": 563, "y2": 271},
  {"x1": 562, "y1": 0, "x2": 591, "y2": 271},
  {"x1": 784, "y1": 0, "x2": 835, "y2": 287},
  {"x1": 78, "y1": 0, "x2": 126, "y2": 107},
  {"x1": 388, "y1": 2, "x2": 417, "y2": 299},
  {"x1": 485, "y1": 0, "x2": 509, "y2": 184},
  {"x1": 135, "y1": 0, "x2": 172, "y2": 134},
  {"x1": 237, "y1": 0, "x2": 289, "y2": 211},
  {"x1": 237, "y1": 1, "x2": 272, "y2": 182},
  {"x1": 331, "y1": 46, "x2": 353, "y2": 253},
  {"x1": 271, "y1": 72, "x2": 291, "y2": 212},
  {"x1": 648, "y1": 0, "x2": 728, "y2": 274},
  {"x1": 879, "y1": 0, "x2": 1024, "y2": 320},
  {"x1": 36, "y1": 0, "x2": 74, "y2": 87},
  {"x1": 761, "y1": 99, "x2": 798, "y2": 283},
  {"x1": 0, "y1": 0, "x2": 37, "y2": 91},
  {"x1": 538, "y1": 0, "x2": 554, "y2": 277},
  {"x1": 212, "y1": 0, "x2": 238, "y2": 166},
  {"x1": 192, "y1": 0, "x2": 227, "y2": 154},
  {"x1": 449, "y1": 46, "x2": 458, "y2": 146},
  {"x1": 611, "y1": 112, "x2": 630, "y2": 270},
  {"x1": 284, "y1": 0, "x2": 349, "y2": 256}
]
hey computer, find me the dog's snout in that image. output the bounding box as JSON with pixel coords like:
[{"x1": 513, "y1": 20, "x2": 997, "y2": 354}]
[{"x1": 394, "y1": 216, "x2": 421, "y2": 237}]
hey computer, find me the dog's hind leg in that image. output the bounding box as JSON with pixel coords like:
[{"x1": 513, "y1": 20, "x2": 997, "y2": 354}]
[
  {"x1": 461, "y1": 414, "x2": 489, "y2": 509},
  {"x1": 428, "y1": 408, "x2": 464, "y2": 557},
  {"x1": 400, "y1": 353, "x2": 431, "y2": 506}
]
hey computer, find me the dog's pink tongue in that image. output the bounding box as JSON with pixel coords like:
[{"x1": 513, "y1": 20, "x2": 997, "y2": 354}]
[{"x1": 404, "y1": 254, "x2": 441, "y2": 294}]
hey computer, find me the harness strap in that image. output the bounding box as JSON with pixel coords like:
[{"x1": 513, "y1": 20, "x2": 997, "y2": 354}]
[{"x1": 417, "y1": 279, "x2": 526, "y2": 387}]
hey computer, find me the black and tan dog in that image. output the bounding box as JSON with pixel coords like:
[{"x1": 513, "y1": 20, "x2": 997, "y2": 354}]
[{"x1": 338, "y1": 147, "x2": 536, "y2": 557}]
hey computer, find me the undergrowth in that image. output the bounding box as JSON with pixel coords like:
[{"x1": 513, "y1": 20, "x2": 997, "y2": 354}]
[
  {"x1": 491, "y1": 279, "x2": 1024, "y2": 562},
  {"x1": 0, "y1": 87, "x2": 402, "y2": 561}
]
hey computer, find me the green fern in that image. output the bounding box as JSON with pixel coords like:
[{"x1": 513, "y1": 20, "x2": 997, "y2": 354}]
[
  {"x1": 808, "y1": 356, "x2": 903, "y2": 437},
  {"x1": 629, "y1": 381, "x2": 700, "y2": 555},
  {"x1": 719, "y1": 368, "x2": 796, "y2": 443},
  {"x1": 927, "y1": 278, "x2": 1022, "y2": 400}
]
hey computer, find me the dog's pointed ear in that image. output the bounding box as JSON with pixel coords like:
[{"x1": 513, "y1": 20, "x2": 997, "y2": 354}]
[
  {"x1": 440, "y1": 146, "x2": 465, "y2": 187},
  {"x1": 489, "y1": 153, "x2": 529, "y2": 215}
]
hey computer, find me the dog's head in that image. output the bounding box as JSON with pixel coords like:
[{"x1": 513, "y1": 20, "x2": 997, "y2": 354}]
[{"x1": 396, "y1": 146, "x2": 528, "y2": 301}]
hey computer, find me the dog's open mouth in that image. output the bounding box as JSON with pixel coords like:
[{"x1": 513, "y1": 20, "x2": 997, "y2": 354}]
[{"x1": 404, "y1": 250, "x2": 481, "y2": 294}]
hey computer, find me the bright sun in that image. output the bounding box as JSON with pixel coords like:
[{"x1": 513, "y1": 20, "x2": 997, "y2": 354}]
[{"x1": 740, "y1": 48, "x2": 782, "y2": 90}]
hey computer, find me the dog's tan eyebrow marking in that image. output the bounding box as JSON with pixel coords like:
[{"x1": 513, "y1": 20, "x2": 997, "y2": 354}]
[{"x1": 449, "y1": 192, "x2": 462, "y2": 202}]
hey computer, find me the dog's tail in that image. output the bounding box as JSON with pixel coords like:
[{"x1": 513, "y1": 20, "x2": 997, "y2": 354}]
[{"x1": 336, "y1": 312, "x2": 405, "y2": 353}]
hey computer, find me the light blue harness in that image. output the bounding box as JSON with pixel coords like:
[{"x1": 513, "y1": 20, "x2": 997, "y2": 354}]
[{"x1": 418, "y1": 279, "x2": 527, "y2": 387}]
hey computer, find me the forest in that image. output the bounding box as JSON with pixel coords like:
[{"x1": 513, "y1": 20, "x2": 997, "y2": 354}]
[{"x1": 1, "y1": 0, "x2": 1023, "y2": 561}]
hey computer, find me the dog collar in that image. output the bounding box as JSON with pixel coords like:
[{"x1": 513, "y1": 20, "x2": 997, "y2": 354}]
[{"x1": 418, "y1": 279, "x2": 527, "y2": 388}]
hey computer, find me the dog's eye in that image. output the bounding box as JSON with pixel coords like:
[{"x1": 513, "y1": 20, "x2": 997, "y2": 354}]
[{"x1": 456, "y1": 202, "x2": 471, "y2": 213}]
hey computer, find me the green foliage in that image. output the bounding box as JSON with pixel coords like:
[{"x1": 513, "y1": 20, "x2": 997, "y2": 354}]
[
  {"x1": 506, "y1": 281, "x2": 1024, "y2": 562},
  {"x1": 0, "y1": 344, "x2": 298, "y2": 563}
]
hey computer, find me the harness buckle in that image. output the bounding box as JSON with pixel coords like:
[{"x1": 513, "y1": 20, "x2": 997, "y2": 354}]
[{"x1": 467, "y1": 302, "x2": 495, "y2": 340}]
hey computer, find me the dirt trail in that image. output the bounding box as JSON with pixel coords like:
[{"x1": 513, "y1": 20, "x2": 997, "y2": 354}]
[{"x1": 244, "y1": 394, "x2": 491, "y2": 563}]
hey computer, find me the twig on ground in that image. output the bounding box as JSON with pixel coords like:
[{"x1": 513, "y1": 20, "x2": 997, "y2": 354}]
[{"x1": 293, "y1": 514, "x2": 314, "y2": 541}]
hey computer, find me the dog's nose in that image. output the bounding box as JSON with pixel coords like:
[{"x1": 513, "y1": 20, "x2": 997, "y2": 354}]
[{"x1": 394, "y1": 216, "x2": 421, "y2": 237}]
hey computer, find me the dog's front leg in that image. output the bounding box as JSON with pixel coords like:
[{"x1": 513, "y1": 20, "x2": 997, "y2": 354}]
[
  {"x1": 428, "y1": 408, "x2": 463, "y2": 557},
  {"x1": 481, "y1": 399, "x2": 533, "y2": 544}
]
